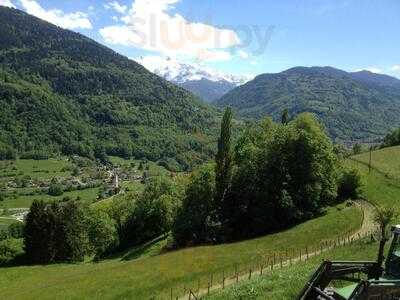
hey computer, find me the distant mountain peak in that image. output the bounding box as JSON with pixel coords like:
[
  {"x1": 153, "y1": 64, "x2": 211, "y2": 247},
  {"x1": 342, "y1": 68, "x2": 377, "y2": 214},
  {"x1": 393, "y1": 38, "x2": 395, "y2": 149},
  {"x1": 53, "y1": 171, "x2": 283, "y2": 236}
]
[
  {"x1": 135, "y1": 56, "x2": 252, "y2": 86},
  {"x1": 134, "y1": 56, "x2": 254, "y2": 102}
]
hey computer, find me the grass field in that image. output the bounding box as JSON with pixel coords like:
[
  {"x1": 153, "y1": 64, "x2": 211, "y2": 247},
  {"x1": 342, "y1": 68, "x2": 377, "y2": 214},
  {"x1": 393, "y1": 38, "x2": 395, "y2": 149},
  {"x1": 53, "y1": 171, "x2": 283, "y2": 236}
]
[
  {"x1": 346, "y1": 152, "x2": 400, "y2": 211},
  {"x1": 109, "y1": 156, "x2": 170, "y2": 177},
  {"x1": 0, "y1": 203, "x2": 361, "y2": 299},
  {"x1": 351, "y1": 146, "x2": 400, "y2": 180},
  {"x1": 0, "y1": 158, "x2": 72, "y2": 180},
  {"x1": 207, "y1": 145, "x2": 400, "y2": 299},
  {"x1": 0, "y1": 186, "x2": 102, "y2": 209},
  {"x1": 205, "y1": 238, "x2": 380, "y2": 300}
]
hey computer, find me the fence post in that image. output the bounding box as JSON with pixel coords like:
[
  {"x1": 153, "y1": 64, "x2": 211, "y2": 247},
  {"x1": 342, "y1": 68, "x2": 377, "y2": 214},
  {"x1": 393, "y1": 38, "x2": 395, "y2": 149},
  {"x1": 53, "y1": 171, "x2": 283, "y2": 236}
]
[
  {"x1": 170, "y1": 288, "x2": 173, "y2": 300},
  {"x1": 207, "y1": 282, "x2": 210, "y2": 295},
  {"x1": 306, "y1": 247, "x2": 309, "y2": 260},
  {"x1": 260, "y1": 263, "x2": 263, "y2": 275},
  {"x1": 249, "y1": 267, "x2": 252, "y2": 280},
  {"x1": 210, "y1": 273, "x2": 213, "y2": 288},
  {"x1": 222, "y1": 271, "x2": 225, "y2": 289},
  {"x1": 235, "y1": 264, "x2": 238, "y2": 281}
]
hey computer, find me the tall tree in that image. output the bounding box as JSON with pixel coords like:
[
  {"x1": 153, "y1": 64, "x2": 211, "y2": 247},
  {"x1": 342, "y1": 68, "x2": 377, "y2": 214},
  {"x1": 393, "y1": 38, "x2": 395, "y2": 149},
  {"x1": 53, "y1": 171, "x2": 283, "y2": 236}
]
[
  {"x1": 215, "y1": 107, "x2": 233, "y2": 224},
  {"x1": 281, "y1": 108, "x2": 289, "y2": 125}
]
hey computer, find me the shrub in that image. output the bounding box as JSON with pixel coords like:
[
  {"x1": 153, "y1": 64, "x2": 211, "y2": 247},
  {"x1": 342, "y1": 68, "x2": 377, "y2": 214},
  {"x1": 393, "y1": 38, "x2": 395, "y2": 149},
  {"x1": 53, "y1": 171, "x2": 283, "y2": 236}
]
[
  {"x1": 0, "y1": 143, "x2": 16, "y2": 160},
  {"x1": 120, "y1": 177, "x2": 177, "y2": 248},
  {"x1": 338, "y1": 167, "x2": 364, "y2": 200},
  {"x1": 8, "y1": 222, "x2": 24, "y2": 239},
  {"x1": 87, "y1": 209, "x2": 119, "y2": 258},
  {"x1": 172, "y1": 164, "x2": 216, "y2": 246},
  {"x1": 48, "y1": 181, "x2": 64, "y2": 196},
  {"x1": 0, "y1": 238, "x2": 24, "y2": 266}
]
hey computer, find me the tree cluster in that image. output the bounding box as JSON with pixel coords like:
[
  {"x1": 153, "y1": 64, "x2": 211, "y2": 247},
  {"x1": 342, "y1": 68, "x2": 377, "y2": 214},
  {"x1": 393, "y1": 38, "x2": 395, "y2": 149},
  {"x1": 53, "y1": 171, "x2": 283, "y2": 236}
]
[
  {"x1": 173, "y1": 109, "x2": 361, "y2": 245},
  {"x1": 24, "y1": 200, "x2": 117, "y2": 264},
  {"x1": 381, "y1": 128, "x2": 400, "y2": 148}
]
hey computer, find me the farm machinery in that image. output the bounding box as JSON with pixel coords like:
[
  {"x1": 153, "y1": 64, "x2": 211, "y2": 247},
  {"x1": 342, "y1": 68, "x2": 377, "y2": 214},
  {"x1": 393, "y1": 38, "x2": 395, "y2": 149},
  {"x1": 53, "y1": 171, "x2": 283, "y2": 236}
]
[{"x1": 298, "y1": 225, "x2": 400, "y2": 299}]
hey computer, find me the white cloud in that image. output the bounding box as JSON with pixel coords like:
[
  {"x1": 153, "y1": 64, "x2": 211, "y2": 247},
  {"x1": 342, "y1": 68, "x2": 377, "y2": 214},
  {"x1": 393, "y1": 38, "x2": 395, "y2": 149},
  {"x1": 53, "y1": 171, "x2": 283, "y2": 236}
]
[
  {"x1": 238, "y1": 50, "x2": 249, "y2": 59},
  {"x1": 0, "y1": 0, "x2": 15, "y2": 8},
  {"x1": 19, "y1": 0, "x2": 92, "y2": 30},
  {"x1": 100, "y1": 0, "x2": 241, "y2": 61},
  {"x1": 355, "y1": 67, "x2": 383, "y2": 74},
  {"x1": 104, "y1": 1, "x2": 127, "y2": 14},
  {"x1": 196, "y1": 50, "x2": 232, "y2": 62},
  {"x1": 391, "y1": 65, "x2": 400, "y2": 72}
]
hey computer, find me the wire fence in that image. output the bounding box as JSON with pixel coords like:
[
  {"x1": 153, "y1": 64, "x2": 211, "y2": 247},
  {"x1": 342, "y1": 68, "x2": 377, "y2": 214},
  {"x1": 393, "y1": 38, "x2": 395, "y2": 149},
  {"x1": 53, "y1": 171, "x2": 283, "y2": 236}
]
[{"x1": 153, "y1": 225, "x2": 375, "y2": 300}]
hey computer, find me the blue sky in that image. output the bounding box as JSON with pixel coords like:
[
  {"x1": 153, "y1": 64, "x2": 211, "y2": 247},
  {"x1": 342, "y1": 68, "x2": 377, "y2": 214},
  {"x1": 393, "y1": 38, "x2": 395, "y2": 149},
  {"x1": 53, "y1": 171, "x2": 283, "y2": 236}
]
[{"x1": 2, "y1": 0, "x2": 400, "y2": 78}]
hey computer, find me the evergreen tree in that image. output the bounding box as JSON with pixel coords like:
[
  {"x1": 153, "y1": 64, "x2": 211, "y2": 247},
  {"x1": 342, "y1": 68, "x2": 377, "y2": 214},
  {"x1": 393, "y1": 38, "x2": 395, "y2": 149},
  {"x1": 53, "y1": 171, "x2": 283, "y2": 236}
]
[
  {"x1": 24, "y1": 200, "x2": 55, "y2": 264},
  {"x1": 281, "y1": 108, "x2": 289, "y2": 125},
  {"x1": 215, "y1": 107, "x2": 233, "y2": 226}
]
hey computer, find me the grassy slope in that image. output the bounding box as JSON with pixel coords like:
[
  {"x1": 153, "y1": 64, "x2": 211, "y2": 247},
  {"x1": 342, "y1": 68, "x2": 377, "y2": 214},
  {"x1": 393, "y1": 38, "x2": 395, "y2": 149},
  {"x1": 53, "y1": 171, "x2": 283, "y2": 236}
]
[
  {"x1": 346, "y1": 147, "x2": 400, "y2": 210},
  {"x1": 1, "y1": 187, "x2": 101, "y2": 209},
  {"x1": 208, "y1": 145, "x2": 400, "y2": 299},
  {"x1": 205, "y1": 239, "x2": 380, "y2": 300},
  {"x1": 0, "y1": 203, "x2": 361, "y2": 299}
]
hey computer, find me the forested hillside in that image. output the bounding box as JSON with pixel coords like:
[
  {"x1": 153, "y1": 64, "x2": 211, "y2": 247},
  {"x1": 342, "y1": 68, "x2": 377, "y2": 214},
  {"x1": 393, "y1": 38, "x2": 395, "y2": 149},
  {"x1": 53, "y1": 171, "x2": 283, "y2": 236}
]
[
  {"x1": 0, "y1": 7, "x2": 219, "y2": 169},
  {"x1": 216, "y1": 67, "x2": 400, "y2": 143}
]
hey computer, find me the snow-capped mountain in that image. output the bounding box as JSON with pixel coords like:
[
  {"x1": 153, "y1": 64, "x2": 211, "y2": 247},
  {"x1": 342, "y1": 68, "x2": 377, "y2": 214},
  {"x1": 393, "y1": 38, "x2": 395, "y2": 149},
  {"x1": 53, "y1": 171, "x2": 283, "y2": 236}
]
[{"x1": 135, "y1": 56, "x2": 253, "y2": 102}]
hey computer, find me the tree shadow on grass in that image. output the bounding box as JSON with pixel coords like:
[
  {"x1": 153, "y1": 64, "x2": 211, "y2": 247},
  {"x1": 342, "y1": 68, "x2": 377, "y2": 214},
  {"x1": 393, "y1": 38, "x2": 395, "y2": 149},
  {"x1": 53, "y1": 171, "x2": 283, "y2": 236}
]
[{"x1": 120, "y1": 235, "x2": 168, "y2": 262}]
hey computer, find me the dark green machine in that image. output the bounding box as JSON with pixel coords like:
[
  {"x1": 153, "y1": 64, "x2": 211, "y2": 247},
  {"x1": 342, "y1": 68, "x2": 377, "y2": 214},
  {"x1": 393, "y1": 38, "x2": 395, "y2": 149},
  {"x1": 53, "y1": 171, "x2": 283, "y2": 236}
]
[{"x1": 298, "y1": 225, "x2": 400, "y2": 299}]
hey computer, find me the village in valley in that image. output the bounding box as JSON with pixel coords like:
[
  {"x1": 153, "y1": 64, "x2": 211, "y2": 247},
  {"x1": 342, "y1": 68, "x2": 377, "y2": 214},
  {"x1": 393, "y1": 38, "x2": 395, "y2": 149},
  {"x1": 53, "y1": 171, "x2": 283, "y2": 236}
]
[{"x1": 0, "y1": 156, "x2": 172, "y2": 229}]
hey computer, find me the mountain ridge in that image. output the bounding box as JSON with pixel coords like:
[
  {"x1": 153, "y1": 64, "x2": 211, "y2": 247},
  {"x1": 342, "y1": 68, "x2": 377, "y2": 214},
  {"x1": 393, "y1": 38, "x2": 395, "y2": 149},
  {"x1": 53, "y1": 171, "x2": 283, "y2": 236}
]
[
  {"x1": 0, "y1": 6, "x2": 218, "y2": 169},
  {"x1": 216, "y1": 66, "x2": 400, "y2": 143}
]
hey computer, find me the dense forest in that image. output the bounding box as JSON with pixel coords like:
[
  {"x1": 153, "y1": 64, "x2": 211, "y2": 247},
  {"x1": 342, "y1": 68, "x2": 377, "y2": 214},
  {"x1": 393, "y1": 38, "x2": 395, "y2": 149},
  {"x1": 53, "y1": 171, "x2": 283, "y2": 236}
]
[
  {"x1": 216, "y1": 67, "x2": 400, "y2": 143},
  {"x1": 0, "y1": 7, "x2": 219, "y2": 170}
]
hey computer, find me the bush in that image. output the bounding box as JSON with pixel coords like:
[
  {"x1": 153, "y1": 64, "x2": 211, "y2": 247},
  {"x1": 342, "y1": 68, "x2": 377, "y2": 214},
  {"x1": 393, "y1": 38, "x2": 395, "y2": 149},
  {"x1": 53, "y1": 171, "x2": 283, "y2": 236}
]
[
  {"x1": 87, "y1": 209, "x2": 119, "y2": 258},
  {"x1": 157, "y1": 158, "x2": 182, "y2": 172},
  {"x1": 48, "y1": 181, "x2": 64, "y2": 196},
  {"x1": 381, "y1": 128, "x2": 400, "y2": 148},
  {"x1": 0, "y1": 143, "x2": 16, "y2": 160},
  {"x1": 338, "y1": 168, "x2": 363, "y2": 200},
  {"x1": 0, "y1": 238, "x2": 24, "y2": 266},
  {"x1": 172, "y1": 164, "x2": 216, "y2": 246},
  {"x1": 8, "y1": 222, "x2": 24, "y2": 239},
  {"x1": 120, "y1": 177, "x2": 177, "y2": 248}
]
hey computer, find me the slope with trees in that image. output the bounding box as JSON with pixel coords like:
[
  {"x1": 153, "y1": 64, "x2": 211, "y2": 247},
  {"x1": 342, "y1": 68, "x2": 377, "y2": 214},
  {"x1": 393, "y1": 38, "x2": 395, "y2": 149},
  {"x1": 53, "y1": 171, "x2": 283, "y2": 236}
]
[
  {"x1": 0, "y1": 7, "x2": 219, "y2": 169},
  {"x1": 216, "y1": 67, "x2": 400, "y2": 143}
]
